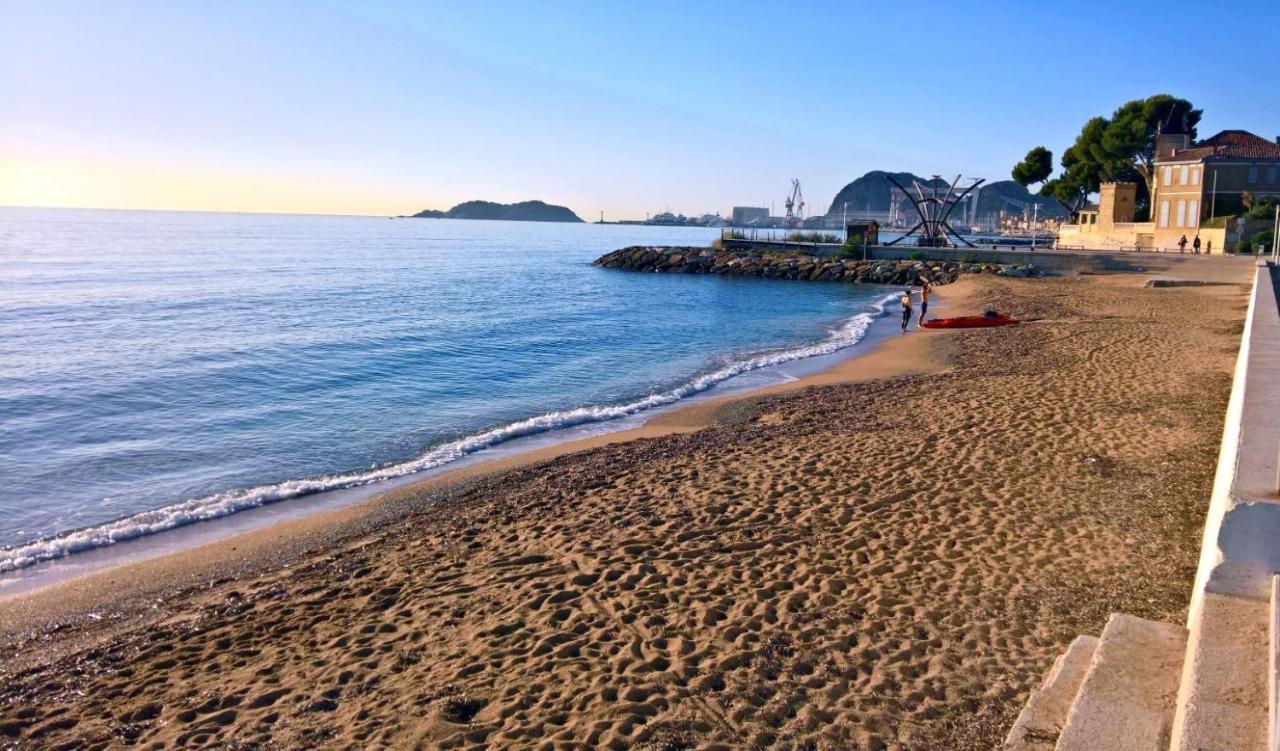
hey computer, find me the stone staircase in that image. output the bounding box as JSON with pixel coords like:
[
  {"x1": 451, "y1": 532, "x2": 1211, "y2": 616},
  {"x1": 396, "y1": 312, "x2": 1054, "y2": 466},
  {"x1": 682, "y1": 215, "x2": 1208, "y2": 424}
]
[
  {"x1": 1004, "y1": 635, "x2": 1098, "y2": 749},
  {"x1": 1005, "y1": 588, "x2": 1273, "y2": 751},
  {"x1": 1168, "y1": 589, "x2": 1270, "y2": 751},
  {"x1": 1006, "y1": 260, "x2": 1280, "y2": 751},
  {"x1": 1005, "y1": 614, "x2": 1187, "y2": 751}
]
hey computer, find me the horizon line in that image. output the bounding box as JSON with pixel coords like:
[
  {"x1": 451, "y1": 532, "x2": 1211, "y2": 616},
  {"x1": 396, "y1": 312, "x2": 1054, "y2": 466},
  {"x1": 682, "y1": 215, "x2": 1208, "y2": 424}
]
[{"x1": 0, "y1": 202, "x2": 405, "y2": 220}]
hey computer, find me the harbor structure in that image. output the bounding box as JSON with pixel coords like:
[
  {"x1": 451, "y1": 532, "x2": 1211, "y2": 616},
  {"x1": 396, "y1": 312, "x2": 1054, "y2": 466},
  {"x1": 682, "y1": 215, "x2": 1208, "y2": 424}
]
[
  {"x1": 731, "y1": 206, "x2": 770, "y2": 226},
  {"x1": 844, "y1": 220, "x2": 880, "y2": 246}
]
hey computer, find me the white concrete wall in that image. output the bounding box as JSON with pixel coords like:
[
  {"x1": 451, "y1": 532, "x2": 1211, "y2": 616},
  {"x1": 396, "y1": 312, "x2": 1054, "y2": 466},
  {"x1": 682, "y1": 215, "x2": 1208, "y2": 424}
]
[{"x1": 1188, "y1": 262, "x2": 1280, "y2": 626}]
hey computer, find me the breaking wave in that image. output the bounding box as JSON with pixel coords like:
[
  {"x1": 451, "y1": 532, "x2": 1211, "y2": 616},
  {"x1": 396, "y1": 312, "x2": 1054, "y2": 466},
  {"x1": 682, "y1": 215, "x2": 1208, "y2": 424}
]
[{"x1": 0, "y1": 293, "x2": 896, "y2": 573}]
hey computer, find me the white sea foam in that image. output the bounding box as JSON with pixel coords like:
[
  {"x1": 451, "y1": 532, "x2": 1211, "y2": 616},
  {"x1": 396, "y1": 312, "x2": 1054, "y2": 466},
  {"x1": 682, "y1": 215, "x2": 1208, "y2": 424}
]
[{"x1": 0, "y1": 293, "x2": 897, "y2": 573}]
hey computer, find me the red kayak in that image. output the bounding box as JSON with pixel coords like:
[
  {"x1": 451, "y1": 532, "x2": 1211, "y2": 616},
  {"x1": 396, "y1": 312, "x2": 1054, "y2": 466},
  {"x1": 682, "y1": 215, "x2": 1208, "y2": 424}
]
[{"x1": 920, "y1": 315, "x2": 1019, "y2": 329}]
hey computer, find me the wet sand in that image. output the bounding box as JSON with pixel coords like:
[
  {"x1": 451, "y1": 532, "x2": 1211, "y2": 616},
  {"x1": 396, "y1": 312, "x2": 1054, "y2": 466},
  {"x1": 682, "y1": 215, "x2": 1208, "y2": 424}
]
[
  {"x1": 0, "y1": 281, "x2": 960, "y2": 625},
  {"x1": 0, "y1": 268, "x2": 1252, "y2": 750}
]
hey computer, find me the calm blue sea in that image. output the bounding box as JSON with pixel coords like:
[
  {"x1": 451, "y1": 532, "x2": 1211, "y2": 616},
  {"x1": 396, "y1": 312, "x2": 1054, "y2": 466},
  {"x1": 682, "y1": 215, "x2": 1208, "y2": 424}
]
[{"x1": 0, "y1": 208, "x2": 896, "y2": 571}]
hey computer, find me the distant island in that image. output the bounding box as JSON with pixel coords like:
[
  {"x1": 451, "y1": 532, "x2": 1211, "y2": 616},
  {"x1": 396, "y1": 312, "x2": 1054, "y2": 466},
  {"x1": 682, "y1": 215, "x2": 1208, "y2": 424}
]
[{"x1": 409, "y1": 200, "x2": 583, "y2": 223}]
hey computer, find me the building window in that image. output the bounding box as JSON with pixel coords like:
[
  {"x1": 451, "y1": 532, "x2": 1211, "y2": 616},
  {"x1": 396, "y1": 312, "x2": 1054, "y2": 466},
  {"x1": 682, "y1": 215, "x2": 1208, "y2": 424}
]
[
  {"x1": 1191, "y1": 167, "x2": 1200, "y2": 185},
  {"x1": 1188, "y1": 200, "x2": 1199, "y2": 227},
  {"x1": 1163, "y1": 166, "x2": 1173, "y2": 185},
  {"x1": 1159, "y1": 200, "x2": 1170, "y2": 228},
  {"x1": 1269, "y1": 166, "x2": 1278, "y2": 184},
  {"x1": 1248, "y1": 166, "x2": 1259, "y2": 183},
  {"x1": 1180, "y1": 165, "x2": 1189, "y2": 185},
  {"x1": 1175, "y1": 200, "x2": 1186, "y2": 227}
]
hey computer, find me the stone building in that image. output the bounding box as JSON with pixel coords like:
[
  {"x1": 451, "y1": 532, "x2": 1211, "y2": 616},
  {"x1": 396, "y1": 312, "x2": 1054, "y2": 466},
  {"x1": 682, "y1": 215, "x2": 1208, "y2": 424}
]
[
  {"x1": 1056, "y1": 129, "x2": 1280, "y2": 253},
  {"x1": 1151, "y1": 129, "x2": 1280, "y2": 251},
  {"x1": 1057, "y1": 182, "x2": 1157, "y2": 251}
]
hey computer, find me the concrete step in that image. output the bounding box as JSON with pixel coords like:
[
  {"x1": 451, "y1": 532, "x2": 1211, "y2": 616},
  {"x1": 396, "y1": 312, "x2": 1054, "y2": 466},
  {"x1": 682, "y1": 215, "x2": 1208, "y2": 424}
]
[
  {"x1": 1054, "y1": 613, "x2": 1187, "y2": 751},
  {"x1": 1168, "y1": 591, "x2": 1268, "y2": 751},
  {"x1": 1004, "y1": 635, "x2": 1100, "y2": 750}
]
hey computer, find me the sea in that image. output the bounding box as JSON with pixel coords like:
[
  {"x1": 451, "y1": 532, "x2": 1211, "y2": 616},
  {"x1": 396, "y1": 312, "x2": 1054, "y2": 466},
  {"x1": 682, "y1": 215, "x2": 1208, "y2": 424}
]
[{"x1": 0, "y1": 208, "x2": 901, "y2": 579}]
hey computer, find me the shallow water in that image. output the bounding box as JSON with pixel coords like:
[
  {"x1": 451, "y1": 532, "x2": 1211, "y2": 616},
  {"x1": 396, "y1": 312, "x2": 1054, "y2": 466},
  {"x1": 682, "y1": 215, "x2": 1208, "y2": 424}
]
[{"x1": 1, "y1": 208, "x2": 895, "y2": 570}]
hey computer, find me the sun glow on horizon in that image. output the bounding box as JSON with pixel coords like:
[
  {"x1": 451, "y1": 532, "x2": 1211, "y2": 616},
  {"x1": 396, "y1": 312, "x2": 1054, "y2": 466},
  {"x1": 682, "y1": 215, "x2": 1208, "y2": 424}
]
[{"x1": 0, "y1": 150, "x2": 432, "y2": 217}]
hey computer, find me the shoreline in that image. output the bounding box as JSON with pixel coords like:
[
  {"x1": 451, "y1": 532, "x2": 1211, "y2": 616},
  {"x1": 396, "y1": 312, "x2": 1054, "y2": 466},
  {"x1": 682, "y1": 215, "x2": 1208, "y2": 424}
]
[
  {"x1": 1, "y1": 263, "x2": 1253, "y2": 748},
  {"x1": 0, "y1": 280, "x2": 968, "y2": 614}
]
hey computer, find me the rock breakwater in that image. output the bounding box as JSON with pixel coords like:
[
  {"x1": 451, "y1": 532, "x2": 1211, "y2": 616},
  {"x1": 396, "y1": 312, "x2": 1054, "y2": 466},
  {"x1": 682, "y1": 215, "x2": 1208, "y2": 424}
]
[{"x1": 593, "y1": 246, "x2": 1041, "y2": 286}]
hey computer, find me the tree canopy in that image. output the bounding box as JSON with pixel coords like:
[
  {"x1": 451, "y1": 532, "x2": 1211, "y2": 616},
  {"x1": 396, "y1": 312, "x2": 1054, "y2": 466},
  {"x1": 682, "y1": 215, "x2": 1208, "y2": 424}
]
[
  {"x1": 1017, "y1": 95, "x2": 1202, "y2": 218},
  {"x1": 1245, "y1": 193, "x2": 1279, "y2": 220},
  {"x1": 1011, "y1": 146, "x2": 1053, "y2": 189}
]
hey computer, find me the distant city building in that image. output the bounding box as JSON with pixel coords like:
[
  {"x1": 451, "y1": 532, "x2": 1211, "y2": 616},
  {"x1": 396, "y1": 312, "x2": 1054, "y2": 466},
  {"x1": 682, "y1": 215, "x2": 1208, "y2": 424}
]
[
  {"x1": 648, "y1": 211, "x2": 686, "y2": 225},
  {"x1": 731, "y1": 206, "x2": 769, "y2": 226},
  {"x1": 642, "y1": 211, "x2": 726, "y2": 226}
]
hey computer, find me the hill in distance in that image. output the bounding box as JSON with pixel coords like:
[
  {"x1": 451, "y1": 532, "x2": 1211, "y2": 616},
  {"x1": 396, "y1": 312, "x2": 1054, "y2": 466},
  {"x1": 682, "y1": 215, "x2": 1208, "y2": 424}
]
[
  {"x1": 826, "y1": 170, "x2": 1067, "y2": 220},
  {"x1": 410, "y1": 200, "x2": 583, "y2": 223}
]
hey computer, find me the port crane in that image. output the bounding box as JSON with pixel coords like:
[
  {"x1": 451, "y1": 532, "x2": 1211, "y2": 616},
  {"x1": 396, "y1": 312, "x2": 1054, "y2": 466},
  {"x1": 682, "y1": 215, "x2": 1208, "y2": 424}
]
[
  {"x1": 1000, "y1": 195, "x2": 1031, "y2": 216},
  {"x1": 962, "y1": 185, "x2": 982, "y2": 229},
  {"x1": 887, "y1": 187, "x2": 907, "y2": 227},
  {"x1": 784, "y1": 179, "x2": 805, "y2": 226}
]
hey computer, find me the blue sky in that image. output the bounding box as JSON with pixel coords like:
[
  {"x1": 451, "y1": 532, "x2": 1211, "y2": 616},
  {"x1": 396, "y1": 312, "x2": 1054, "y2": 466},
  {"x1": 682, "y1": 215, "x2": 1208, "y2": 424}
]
[{"x1": 2, "y1": 0, "x2": 1277, "y2": 217}]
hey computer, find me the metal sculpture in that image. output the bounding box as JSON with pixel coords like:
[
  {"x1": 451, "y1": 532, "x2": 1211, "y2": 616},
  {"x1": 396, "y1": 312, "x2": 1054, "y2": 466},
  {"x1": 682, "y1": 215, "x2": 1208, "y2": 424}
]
[{"x1": 882, "y1": 174, "x2": 984, "y2": 247}]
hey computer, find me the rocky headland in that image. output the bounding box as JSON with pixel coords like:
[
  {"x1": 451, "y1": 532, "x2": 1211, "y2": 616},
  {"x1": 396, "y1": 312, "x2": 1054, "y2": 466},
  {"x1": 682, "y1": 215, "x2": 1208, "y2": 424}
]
[
  {"x1": 826, "y1": 171, "x2": 1067, "y2": 221},
  {"x1": 593, "y1": 246, "x2": 1042, "y2": 286}
]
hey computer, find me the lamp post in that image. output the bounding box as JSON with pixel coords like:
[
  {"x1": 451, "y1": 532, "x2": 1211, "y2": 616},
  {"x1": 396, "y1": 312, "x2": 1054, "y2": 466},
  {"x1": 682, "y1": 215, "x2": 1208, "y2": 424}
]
[
  {"x1": 1210, "y1": 170, "x2": 1218, "y2": 220},
  {"x1": 1030, "y1": 203, "x2": 1039, "y2": 249},
  {"x1": 842, "y1": 202, "x2": 848, "y2": 242},
  {"x1": 1272, "y1": 204, "x2": 1279, "y2": 263}
]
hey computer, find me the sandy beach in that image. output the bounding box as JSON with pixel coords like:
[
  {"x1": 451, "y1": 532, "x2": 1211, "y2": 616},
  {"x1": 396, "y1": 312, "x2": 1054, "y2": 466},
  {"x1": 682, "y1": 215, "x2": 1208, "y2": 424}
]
[{"x1": 0, "y1": 267, "x2": 1251, "y2": 750}]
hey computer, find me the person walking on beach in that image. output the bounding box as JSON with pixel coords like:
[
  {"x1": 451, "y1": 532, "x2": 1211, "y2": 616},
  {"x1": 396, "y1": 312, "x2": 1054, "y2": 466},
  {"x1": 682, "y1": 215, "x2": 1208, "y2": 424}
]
[
  {"x1": 1193, "y1": 235, "x2": 1201, "y2": 254},
  {"x1": 918, "y1": 281, "x2": 931, "y2": 325},
  {"x1": 1178, "y1": 235, "x2": 1188, "y2": 253},
  {"x1": 900, "y1": 288, "x2": 913, "y2": 331}
]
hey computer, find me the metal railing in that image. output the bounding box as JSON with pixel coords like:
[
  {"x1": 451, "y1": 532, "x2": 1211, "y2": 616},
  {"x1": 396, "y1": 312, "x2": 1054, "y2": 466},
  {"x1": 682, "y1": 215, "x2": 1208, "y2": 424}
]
[{"x1": 719, "y1": 228, "x2": 844, "y2": 244}]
